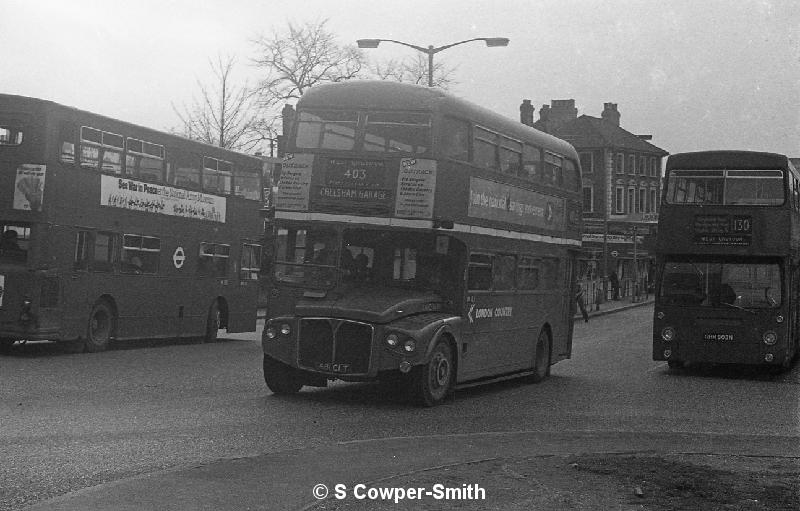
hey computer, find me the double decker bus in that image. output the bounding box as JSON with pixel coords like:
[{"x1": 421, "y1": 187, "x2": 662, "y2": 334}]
[
  {"x1": 0, "y1": 94, "x2": 264, "y2": 353},
  {"x1": 261, "y1": 81, "x2": 582, "y2": 405},
  {"x1": 653, "y1": 150, "x2": 800, "y2": 370}
]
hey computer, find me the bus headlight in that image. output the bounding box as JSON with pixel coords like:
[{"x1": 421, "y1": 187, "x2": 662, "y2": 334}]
[
  {"x1": 280, "y1": 323, "x2": 292, "y2": 336},
  {"x1": 661, "y1": 327, "x2": 675, "y2": 342},
  {"x1": 776, "y1": 315, "x2": 784, "y2": 324},
  {"x1": 403, "y1": 340, "x2": 416, "y2": 352},
  {"x1": 763, "y1": 331, "x2": 777, "y2": 345},
  {"x1": 385, "y1": 333, "x2": 400, "y2": 347},
  {"x1": 265, "y1": 326, "x2": 278, "y2": 340}
]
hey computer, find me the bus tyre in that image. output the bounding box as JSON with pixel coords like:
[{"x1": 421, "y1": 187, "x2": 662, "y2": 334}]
[
  {"x1": 204, "y1": 301, "x2": 220, "y2": 343},
  {"x1": 412, "y1": 339, "x2": 454, "y2": 407},
  {"x1": 85, "y1": 302, "x2": 114, "y2": 353},
  {"x1": 263, "y1": 356, "x2": 303, "y2": 395},
  {"x1": 529, "y1": 330, "x2": 551, "y2": 383}
]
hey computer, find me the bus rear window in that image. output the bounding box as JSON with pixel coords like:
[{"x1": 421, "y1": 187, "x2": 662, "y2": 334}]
[{"x1": 0, "y1": 126, "x2": 23, "y2": 146}]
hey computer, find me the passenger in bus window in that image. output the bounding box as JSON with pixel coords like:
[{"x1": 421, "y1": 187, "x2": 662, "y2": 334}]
[
  {"x1": 353, "y1": 253, "x2": 370, "y2": 281},
  {"x1": 0, "y1": 229, "x2": 20, "y2": 251}
]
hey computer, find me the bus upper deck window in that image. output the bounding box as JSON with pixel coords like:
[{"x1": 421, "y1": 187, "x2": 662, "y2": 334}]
[
  {"x1": 0, "y1": 126, "x2": 23, "y2": 146},
  {"x1": 363, "y1": 112, "x2": 430, "y2": 154},
  {"x1": 295, "y1": 111, "x2": 357, "y2": 150}
]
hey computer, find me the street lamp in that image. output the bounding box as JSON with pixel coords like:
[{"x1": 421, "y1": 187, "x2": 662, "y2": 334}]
[{"x1": 356, "y1": 37, "x2": 510, "y2": 87}]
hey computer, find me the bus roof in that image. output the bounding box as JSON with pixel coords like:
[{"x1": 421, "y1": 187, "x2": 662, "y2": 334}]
[
  {"x1": 666, "y1": 150, "x2": 790, "y2": 170},
  {"x1": 0, "y1": 93, "x2": 261, "y2": 162},
  {"x1": 297, "y1": 81, "x2": 578, "y2": 159}
]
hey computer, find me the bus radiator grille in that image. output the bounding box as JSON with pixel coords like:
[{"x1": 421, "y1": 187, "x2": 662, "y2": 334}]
[{"x1": 298, "y1": 319, "x2": 373, "y2": 375}]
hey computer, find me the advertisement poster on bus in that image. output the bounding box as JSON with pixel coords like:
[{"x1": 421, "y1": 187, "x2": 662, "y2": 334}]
[
  {"x1": 274, "y1": 153, "x2": 314, "y2": 211},
  {"x1": 100, "y1": 175, "x2": 227, "y2": 223},
  {"x1": 395, "y1": 158, "x2": 436, "y2": 219},
  {"x1": 13, "y1": 164, "x2": 46, "y2": 212},
  {"x1": 467, "y1": 177, "x2": 565, "y2": 230}
]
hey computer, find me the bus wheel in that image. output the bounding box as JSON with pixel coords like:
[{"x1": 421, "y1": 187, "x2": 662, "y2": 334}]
[
  {"x1": 263, "y1": 356, "x2": 303, "y2": 395},
  {"x1": 529, "y1": 330, "x2": 551, "y2": 383},
  {"x1": 204, "y1": 301, "x2": 220, "y2": 343},
  {"x1": 412, "y1": 339, "x2": 454, "y2": 406},
  {"x1": 86, "y1": 302, "x2": 114, "y2": 353}
]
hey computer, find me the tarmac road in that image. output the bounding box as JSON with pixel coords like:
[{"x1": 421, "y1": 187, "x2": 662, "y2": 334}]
[{"x1": 2, "y1": 304, "x2": 798, "y2": 510}]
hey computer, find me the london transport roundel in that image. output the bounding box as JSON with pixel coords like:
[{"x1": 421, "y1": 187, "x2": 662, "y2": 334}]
[{"x1": 173, "y1": 247, "x2": 186, "y2": 269}]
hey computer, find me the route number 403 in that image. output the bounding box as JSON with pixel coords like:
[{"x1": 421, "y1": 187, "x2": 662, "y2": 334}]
[{"x1": 344, "y1": 169, "x2": 367, "y2": 180}]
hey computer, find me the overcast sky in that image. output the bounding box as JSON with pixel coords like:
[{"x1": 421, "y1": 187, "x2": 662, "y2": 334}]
[{"x1": 2, "y1": 0, "x2": 798, "y2": 156}]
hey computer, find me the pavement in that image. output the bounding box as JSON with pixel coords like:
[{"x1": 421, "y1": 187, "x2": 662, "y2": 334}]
[{"x1": 28, "y1": 296, "x2": 798, "y2": 511}]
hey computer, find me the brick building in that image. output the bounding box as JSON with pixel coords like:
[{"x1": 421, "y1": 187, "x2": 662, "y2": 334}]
[{"x1": 520, "y1": 99, "x2": 669, "y2": 300}]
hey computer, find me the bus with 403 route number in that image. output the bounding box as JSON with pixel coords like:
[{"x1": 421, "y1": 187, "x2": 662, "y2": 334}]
[
  {"x1": 0, "y1": 94, "x2": 264, "y2": 353},
  {"x1": 261, "y1": 81, "x2": 583, "y2": 405},
  {"x1": 653, "y1": 150, "x2": 800, "y2": 370}
]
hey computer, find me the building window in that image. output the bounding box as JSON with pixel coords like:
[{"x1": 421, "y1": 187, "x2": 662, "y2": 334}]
[
  {"x1": 628, "y1": 155, "x2": 636, "y2": 175},
  {"x1": 638, "y1": 188, "x2": 646, "y2": 213},
  {"x1": 650, "y1": 157, "x2": 657, "y2": 177},
  {"x1": 650, "y1": 189, "x2": 658, "y2": 213},
  {"x1": 627, "y1": 187, "x2": 635, "y2": 214},
  {"x1": 582, "y1": 186, "x2": 594, "y2": 213},
  {"x1": 616, "y1": 153, "x2": 624, "y2": 174},
  {"x1": 639, "y1": 156, "x2": 646, "y2": 176},
  {"x1": 615, "y1": 187, "x2": 625, "y2": 214},
  {"x1": 579, "y1": 152, "x2": 593, "y2": 174}
]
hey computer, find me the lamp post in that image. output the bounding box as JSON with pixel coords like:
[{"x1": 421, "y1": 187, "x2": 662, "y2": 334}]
[{"x1": 356, "y1": 37, "x2": 509, "y2": 87}]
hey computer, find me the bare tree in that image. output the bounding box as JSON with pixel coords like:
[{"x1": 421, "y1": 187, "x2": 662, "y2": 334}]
[
  {"x1": 370, "y1": 54, "x2": 456, "y2": 89},
  {"x1": 251, "y1": 19, "x2": 365, "y2": 108},
  {"x1": 172, "y1": 55, "x2": 265, "y2": 152}
]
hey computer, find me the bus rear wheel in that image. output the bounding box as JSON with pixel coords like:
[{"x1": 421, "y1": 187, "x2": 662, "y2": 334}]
[
  {"x1": 85, "y1": 302, "x2": 114, "y2": 353},
  {"x1": 204, "y1": 301, "x2": 220, "y2": 343},
  {"x1": 411, "y1": 339, "x2": 454, "y2": 406},
  {"x1": 263, "y1": 356, "x2": 303, "y2": 395},
  {"x1": 529, "y1": 329, "x2": 551, "y2": 383}
]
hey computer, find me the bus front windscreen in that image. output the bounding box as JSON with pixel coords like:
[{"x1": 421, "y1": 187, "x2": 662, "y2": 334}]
[{"x1": 659, "y1": 257, "x2": 781, "y2": 309}]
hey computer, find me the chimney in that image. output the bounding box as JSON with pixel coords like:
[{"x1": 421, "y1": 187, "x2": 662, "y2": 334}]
[
  {"x1": 539, "y1": 104, "x2": 551, "y2": 122},
  {"x1": 549, "y1": 99, "x2": 578, "y2": 125},
  {"x1": 601, "y1": 102, "x2": 620, "y2": 126},
  {"x1": 520, "y1": 99, "x2": 534, "y2": 126},
  {"x1": 636, "y1": 134, "x2": 653, "y2": 141}
]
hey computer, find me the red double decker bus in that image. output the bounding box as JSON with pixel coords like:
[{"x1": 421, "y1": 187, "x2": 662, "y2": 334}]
[
  {"x1": 653, "y1": 150, "x2": 800, "y2": 370},
  {"x1": 261, "y1": 81, "x2": 582, "y2": 405},
  {"x1": 0, "y1": 94, "x2": 264, "y2": 353}
]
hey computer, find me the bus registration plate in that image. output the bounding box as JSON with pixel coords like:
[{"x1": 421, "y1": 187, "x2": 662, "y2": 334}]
[{"x1": 703, "y1": 333, "x2": 734, "y2": 341}]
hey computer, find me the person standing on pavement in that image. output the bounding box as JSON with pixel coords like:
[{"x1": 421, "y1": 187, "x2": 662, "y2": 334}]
[{"x1": 575, "y1": 284, "x2": 589, "y2": 322}]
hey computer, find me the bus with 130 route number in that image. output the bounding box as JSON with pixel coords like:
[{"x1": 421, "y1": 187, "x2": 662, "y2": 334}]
[{"x1": 653, "y1": 150, "x2": 800, "y2": 370}]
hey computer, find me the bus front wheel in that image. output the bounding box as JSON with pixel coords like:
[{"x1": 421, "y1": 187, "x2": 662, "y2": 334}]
[
  {"x1": 263, "y1": 356, "x2": 303, "y2": 395},
  {"x1": 85, "y1": 302, "x2": 114, "y2": 353},
  {"x1": 529, "y1": 329, "x2": 551, "y2": 383},
  {"x1": 411, "y1": 339, "x2": 454, "y2": 406}
]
